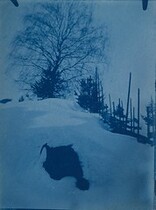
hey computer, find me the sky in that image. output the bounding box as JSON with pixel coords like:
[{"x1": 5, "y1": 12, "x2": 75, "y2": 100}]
[
  {"x1": 0, "y1": 0, "x2": 156, "y2": 110},
  {"x1": 94, "y1": 1, "x2": 156, "y2": 108}
]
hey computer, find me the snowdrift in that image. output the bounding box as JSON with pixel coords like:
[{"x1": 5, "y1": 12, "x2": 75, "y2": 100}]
[{"x1": 0, "y1": 99, "x2": 154, "y2": 210}]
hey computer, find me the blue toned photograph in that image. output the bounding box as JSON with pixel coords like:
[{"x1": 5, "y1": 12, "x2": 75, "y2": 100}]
[{"x1": 0, "y1": 0, "x2": 155, "y2": 209}]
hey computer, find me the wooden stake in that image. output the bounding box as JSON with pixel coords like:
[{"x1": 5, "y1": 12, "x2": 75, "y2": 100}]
[
  {"x1": 113, "y1": 101, "x2": 115, "y2": 117},
  {"x1": 130, "y1": 98, "x2": 133, "y2": 132},
  {"x1": 126, "y1": 72, "x2": 132, "y2": 129},
  {"x1": 133, "y1": 107, "x2": 135, "y2": 133},
  {"x1": 119, "y1": 98, "x2": 121, "y2": 121},
  {"x1": 147, "y1": 106, "x2": 150, "y2": 139},
  {"x1": 137, "y1": 88, "x2": 140, "y2": 140}
]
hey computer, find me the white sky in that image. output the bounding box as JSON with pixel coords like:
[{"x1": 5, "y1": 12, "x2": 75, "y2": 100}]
[{"x1": 0, "y1": 0, "x2": 156, "y2": 110}]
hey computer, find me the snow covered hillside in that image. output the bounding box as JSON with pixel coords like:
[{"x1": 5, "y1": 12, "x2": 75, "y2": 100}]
[{"x1": 0, "y1": 99, "x2": 154, "y2": 210}]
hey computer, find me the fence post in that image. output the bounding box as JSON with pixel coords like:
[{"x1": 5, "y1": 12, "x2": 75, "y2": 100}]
[
  {"x1": 146, "y1": 106, "x2": 150, "y2": 139},
  {"x1": 109, "y1": 94, "x2": 112, "y2": 116},
  {"x1": 137, "y1": 88, "x2": 140, "y2": 141},
  {"x1": 133, "y1": 107, "x2": 135, "y2": 133},
  {"x1": 130, "y1": 98, "x2": 133, "y2": 132},
  {"x1": 126, "y1": 72, "x2": 132, "y2": 130}
]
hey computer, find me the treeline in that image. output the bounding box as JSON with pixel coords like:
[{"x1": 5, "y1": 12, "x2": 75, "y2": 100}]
[
  {"x1": 76, "y1": 68, "x2": 105, "y2": 114},
  {"x1": 76, "y1": 70, "x2": 155, "y2": 146}
]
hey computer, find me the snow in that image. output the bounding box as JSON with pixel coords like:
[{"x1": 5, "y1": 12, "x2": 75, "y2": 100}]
[{"x1": 0, "y1": 98, "x2": 154, "y2": 210}]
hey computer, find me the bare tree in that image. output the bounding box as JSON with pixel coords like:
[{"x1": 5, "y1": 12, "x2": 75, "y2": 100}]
[{"x1": 11, "y1": 2, "x2": 108, "y2": 99}]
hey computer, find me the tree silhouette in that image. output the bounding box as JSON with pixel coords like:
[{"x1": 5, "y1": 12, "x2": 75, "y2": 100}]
[
  {"x1": 142, "y1": 98, "x2": 155, "y2": 139},
  {"x1": 10, "y1": 2, "x2": 108, "y2": 99},
  {"x1": 77, "y1": 69, "x2": 105, "y2": 113}
]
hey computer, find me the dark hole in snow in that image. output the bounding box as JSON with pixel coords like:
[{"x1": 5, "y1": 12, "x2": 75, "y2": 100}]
[{"x1": 40, "y1": 143, "x2": 89, "y2": 191}]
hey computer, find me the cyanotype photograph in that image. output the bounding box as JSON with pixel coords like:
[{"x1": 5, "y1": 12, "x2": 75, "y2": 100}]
[{"x1": 0, "y1": 0, "x2": 156, "y2": 209}]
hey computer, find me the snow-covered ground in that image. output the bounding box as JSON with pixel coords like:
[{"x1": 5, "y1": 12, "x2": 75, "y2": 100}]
[{"x1": 0, "y1": 99, "x2": 154, "y2": 210}]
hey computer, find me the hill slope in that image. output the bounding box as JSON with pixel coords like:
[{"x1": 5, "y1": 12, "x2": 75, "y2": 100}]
[{"x1": 0, "y1": 99, "x2": 154, "y2": 210}]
